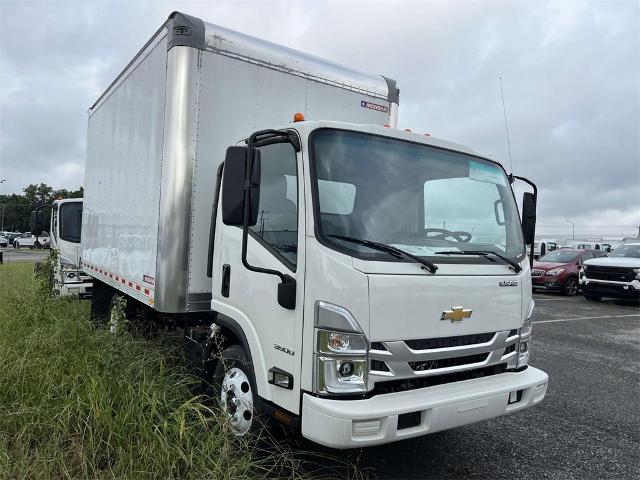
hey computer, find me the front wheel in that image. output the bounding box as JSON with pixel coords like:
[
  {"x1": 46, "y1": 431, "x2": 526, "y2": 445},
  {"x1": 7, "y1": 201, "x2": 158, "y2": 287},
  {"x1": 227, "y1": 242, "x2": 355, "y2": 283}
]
[
  {"x1": 212, "y1": 345, "x2": 260, "y2": 437},
  {"x1": 108, "y1": 293, "x2": 128, "y2": 333},
  {"x1": 563, "y1": 277, "x2": 579, "y2": 296}
]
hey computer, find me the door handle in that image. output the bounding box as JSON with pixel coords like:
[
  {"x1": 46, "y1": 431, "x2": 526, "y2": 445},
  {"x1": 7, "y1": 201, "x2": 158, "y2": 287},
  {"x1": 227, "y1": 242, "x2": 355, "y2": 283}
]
[{"x1": 221, "y1": 264, "x2": 230, "y2": 297}]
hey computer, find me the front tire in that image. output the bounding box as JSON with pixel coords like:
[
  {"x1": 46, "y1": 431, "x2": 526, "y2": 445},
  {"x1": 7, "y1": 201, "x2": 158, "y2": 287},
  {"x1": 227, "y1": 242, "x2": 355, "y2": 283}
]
[
  {"x1": 212, "y1": 345, "x2": 261, "y2": 437},
  {"x1": 107, "y1": 293, "x2": 128, "y2": 333},
  {"x1": 563, "y1": 277, "x2": 579, "y2": 296},
  {"x1": 90, "y1": 280, "x2": 112, "y2": 324}
]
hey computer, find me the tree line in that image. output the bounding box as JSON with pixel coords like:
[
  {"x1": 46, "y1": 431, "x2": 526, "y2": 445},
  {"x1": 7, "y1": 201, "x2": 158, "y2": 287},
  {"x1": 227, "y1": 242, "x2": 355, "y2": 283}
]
[{"x1": 0, "y1": 183, "x2": 83, "y2": 231}]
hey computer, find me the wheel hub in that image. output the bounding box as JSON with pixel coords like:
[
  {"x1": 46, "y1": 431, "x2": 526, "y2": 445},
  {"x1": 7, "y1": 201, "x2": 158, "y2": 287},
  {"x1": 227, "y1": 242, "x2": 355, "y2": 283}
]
[{"x1": 220, "y1": 367, "x2": 253, "y2": 436}]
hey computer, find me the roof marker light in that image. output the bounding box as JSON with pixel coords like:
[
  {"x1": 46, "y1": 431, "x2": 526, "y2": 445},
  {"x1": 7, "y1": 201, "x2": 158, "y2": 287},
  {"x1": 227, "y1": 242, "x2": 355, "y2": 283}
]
[
  {"x1": 293, "y1": 112, "x2": 305, "y2": 122},
  {"x1": 383, "y1": 124, "x2": 390, "y2": 128}
]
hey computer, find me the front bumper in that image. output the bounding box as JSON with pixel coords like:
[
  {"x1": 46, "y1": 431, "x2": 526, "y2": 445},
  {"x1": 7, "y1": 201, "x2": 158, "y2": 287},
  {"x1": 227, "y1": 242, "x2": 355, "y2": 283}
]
[
  {"x1": 301, "y1": 366, "x2": 548, "y2": 449},
  {"x1": 58, "y1": 280, "x2": 93, "y2": 297},
  {"x1": 531, "y1": 277, "x2": 563, "y2": 291},
  {"x1": 581, "y1": 279, "x2": 640, "y2": 299}
]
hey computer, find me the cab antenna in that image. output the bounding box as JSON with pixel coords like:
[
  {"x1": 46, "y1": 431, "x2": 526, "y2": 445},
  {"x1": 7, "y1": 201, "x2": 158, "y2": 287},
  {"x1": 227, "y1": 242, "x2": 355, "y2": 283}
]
[{"x1": 499, "y1": 76, "x2": 514, "y2": 173}]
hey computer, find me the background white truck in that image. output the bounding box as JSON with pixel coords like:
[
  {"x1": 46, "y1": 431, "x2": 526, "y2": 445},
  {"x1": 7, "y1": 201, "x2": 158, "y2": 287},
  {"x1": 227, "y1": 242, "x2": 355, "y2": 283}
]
[
  {"x1": 31, "y1": 199, "x2": 93, "y2": 296},
  {"x1": 48, "y1": 199, "x2": 93, "y2": 296},
  {"x1": 81, "y1": 11, "x2": 547, "y2": 448}
]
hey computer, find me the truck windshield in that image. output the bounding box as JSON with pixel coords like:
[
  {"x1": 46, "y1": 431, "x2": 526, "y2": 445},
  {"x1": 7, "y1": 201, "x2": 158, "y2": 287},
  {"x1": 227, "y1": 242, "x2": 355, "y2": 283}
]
[
  {"x1": 60, "y1": 202, "x2": 82, "y2": 243},
  {"x1": 310, "y1": 129, "x2": 525, "y2": 264},
  {"x1": 609, "y1": 244, "x2": 640, "y2": 258}
]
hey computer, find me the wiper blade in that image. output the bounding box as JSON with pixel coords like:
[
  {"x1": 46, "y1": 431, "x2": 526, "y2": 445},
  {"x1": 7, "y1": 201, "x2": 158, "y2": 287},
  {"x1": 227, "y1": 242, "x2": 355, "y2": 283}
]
[
  {"x1": 329, "y1": 235, "x2": 438, "y2": 274},
  {"x1": 435, "y1": 250, "x2": 522, "y2": 273}
]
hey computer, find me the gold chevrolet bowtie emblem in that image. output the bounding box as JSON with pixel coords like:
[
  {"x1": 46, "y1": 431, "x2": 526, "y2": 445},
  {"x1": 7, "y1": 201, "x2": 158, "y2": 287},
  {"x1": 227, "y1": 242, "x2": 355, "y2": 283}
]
[{"x1": 440, "y1": 306, "x2": 472, "y2": 322}]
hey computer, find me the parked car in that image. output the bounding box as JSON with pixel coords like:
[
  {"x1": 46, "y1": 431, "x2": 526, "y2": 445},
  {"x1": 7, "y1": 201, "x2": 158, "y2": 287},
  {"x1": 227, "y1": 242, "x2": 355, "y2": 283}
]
[
  {"x1": 14, "y1": 232, "x2": 50, "y2": 249},
  {"x1": 0, "y1": 234, "x2": 8, "y2": 247},
  {"x1": 3, "y1": 232, "x2": 20, "y2": 246},
  {"x1": 531, "y1": 249, "x2": 608, "y2": 296},
  {"x1": 580, "y1": 242, "x2": 640, "y2": 301}
]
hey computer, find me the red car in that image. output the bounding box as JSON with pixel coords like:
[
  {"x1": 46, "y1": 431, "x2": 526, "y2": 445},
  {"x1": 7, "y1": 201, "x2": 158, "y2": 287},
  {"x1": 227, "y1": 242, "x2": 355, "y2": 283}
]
[{"x1": 531, "y1": 249, "x2": 607, "y2": 296}]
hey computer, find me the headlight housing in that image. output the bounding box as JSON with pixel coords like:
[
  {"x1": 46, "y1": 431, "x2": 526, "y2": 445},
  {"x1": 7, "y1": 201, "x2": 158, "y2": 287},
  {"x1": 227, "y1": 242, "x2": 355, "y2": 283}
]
[
  {"x1": 545, "y1": 268, "x2": 565, "y2": 276},
  {"x1": 60, "y1": 256, "x2": 78, "y2": 272},
  {"x1": 518, "y1": 299, "x2": 534, "y2": 367},
  {"x1": 313, "y1": 301, "x2": 368, "y2": 395}
]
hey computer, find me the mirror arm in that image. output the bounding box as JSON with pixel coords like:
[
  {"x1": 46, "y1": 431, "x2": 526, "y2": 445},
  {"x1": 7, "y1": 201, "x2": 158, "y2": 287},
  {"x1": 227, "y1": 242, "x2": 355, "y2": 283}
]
[
  {"x1": 511, "y1": 175, "x2": 538, "y2": 268},
  {"x1": 239, "y1": 130, "x2": 296, "y2": 309}
]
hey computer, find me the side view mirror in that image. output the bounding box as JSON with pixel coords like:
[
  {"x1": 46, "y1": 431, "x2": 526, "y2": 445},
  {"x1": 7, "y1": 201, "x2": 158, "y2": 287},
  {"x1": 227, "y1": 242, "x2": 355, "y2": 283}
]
[
  {"x1": 221, "y1": 146, "x2": 261, "y2": 226},
  {"x1": 521, "y1": 192, "x2": 536, "y2": 245},
  {"x1": 30, "y1": 210, "x2": 47, "y2": 235}
]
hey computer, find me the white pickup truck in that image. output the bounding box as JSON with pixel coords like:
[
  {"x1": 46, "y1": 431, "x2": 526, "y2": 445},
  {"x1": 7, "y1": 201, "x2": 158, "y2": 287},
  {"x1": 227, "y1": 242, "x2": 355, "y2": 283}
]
[{"x1": 580, "y1": 242, "x2": 640, "y2": 301}]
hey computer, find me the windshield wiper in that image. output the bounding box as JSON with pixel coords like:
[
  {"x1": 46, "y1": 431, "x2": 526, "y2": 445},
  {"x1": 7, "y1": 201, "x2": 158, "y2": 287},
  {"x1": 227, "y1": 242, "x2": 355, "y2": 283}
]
[
  {"x1": 329, "y1": 235, "x2": 438, "y2": 274},
  {"x1": 435, "y1": 250, "x2": 522, "y2": 273}
]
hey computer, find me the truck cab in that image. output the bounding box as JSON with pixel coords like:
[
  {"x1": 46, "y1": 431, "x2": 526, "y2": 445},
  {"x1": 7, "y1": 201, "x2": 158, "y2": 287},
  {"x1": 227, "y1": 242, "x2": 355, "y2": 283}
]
[
  {"x1": 210, "y1": 120, "x2": 548, "y2": 447},
  {"x1": 49, "y1": 199, "x2": 92, "y2": 297}
]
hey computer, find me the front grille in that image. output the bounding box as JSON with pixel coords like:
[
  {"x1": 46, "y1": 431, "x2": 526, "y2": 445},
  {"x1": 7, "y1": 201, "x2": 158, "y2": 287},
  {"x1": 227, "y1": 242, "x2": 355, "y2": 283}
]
[
  {"x1": 369, "y1": 329, "x2": 519, "y2": 391},
  {"x1": 585, "y1": 266, "x2": 635, "y2": 282},
  {"x1": 370, "y1": 359, "x2": 390, "y2": 372},
  {"x1": 409, "y1": 353, "x2": 489, "y2": 371},
  {"x1": 406, "y1": 332, "x2": 494, "y2": 350},
  {"x1": 373, "y1": 364, "x2": 508, "y2": 395},
  {"x1": 531, "y1": 269, "x2": 545, "y2": 277}
]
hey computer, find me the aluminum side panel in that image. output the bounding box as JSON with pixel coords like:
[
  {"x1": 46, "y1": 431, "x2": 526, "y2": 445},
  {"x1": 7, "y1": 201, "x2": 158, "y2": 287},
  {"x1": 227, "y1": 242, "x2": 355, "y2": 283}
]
[
  {"x1": 156, "y1": 46, "x2": 200, "y2": 312},
  {"x1": 202, "y1": 21, "x2": 390, "y2": 101},
  {"x1": 82, "y1": 36, "x2": 167, "y2": 305}
]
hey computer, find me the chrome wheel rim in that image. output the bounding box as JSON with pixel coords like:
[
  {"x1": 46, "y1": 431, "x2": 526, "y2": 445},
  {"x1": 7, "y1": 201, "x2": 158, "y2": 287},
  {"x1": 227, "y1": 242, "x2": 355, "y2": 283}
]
[
  {"x1": 109, "y1": 302, "x2": 120, "y2": 333},
  {"x1": 220, "y1": 367, "x2": 253, "y2": 436},
  {"x1": 566, "y1": 279, "x2": 578, "y2": 296}
]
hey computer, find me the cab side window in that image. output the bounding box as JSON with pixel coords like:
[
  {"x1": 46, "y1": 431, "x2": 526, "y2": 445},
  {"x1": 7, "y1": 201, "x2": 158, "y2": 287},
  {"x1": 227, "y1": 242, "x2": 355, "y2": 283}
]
[
  {"x1": 249, "y1": 142, "x2": 298, "y2": 268},
  {"x1": 52, "y1": 207, "x2": 58, "y2": 240}
]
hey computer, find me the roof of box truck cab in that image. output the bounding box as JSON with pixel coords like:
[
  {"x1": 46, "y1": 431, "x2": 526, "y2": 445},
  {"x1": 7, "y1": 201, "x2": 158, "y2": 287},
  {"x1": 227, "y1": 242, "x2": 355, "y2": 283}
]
[
  {"x1": 287, "y1": 121, "x2": 495, "y2": 162},
  {"x1": 90, "y1": 12, "x2": 397, "y2": 111}
]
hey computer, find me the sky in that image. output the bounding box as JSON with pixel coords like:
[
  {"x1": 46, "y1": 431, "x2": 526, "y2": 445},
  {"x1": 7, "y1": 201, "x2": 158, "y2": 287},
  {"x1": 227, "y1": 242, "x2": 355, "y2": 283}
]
[{"x1": 0, "y1": 0, "x2": 638, "y2": 239}]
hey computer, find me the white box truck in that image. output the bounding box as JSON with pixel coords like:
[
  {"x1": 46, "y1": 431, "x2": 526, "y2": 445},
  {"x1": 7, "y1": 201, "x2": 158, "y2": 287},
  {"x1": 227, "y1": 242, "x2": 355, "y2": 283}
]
[{"x1": 82, "y1": 12, "x2": 548, "y2": 448}]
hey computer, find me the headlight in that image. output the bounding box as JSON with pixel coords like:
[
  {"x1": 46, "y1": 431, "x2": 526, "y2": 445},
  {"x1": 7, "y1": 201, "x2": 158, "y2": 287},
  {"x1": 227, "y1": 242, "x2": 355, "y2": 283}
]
[
  {"x1": 313, "y1": 301, "x2": 368, "y2": 395},
  {"x1": 518, "y1": 299, "x2": 534, "y2": 367},
  {"x1": 60, "y1": 256, "x2": 78, "y2": 272},
  {"x1": 545, "y1": 268, "x2": 565, "y2": 276}
]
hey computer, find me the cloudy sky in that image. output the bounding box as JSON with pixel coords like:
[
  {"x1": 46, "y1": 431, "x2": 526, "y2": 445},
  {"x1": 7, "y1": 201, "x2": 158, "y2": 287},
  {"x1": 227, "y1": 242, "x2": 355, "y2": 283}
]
[{"x1": 0, "y1": 0, "x2": 638, "y2": 238}]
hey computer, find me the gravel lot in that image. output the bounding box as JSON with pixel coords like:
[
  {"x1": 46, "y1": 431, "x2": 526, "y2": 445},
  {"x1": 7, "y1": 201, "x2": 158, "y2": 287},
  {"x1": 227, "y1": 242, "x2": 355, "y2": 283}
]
[{"x1": 304, "y1": 292, "x2": 640, "y2": 479}]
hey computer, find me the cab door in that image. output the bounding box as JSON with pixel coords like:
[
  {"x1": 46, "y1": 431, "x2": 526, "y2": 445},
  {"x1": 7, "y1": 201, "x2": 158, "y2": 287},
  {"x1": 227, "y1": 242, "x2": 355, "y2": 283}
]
[{"x1": 211, "y1": 141, "x2": 305, "y2": 415}]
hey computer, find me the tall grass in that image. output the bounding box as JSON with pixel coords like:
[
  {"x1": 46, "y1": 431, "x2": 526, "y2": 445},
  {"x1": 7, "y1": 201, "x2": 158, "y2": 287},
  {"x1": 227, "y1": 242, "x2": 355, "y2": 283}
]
[{"x1": 0, "y1": 263, "x2": 309, "y2": 479}]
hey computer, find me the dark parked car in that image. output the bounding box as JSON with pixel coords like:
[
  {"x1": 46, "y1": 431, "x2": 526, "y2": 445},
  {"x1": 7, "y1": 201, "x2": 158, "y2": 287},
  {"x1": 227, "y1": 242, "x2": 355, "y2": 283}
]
[{"x1": 531, "y1": 249, "x2": 608, "y2": 296}]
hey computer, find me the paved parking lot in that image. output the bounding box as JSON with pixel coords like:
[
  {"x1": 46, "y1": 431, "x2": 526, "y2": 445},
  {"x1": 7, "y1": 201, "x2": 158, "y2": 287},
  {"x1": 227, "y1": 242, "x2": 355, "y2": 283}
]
[
  {"x1": 303, "y1": 292, "x2": 640, "y2": 479},
  {"x1": 0, "y1": 247, "x2": 49, "y2": 264}
]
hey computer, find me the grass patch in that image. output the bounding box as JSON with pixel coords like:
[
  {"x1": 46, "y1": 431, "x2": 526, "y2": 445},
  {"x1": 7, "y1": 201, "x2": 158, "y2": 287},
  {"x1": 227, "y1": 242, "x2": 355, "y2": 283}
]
[{"x1": 0, "y1": 263, "x2": 310, "y2": 479}]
